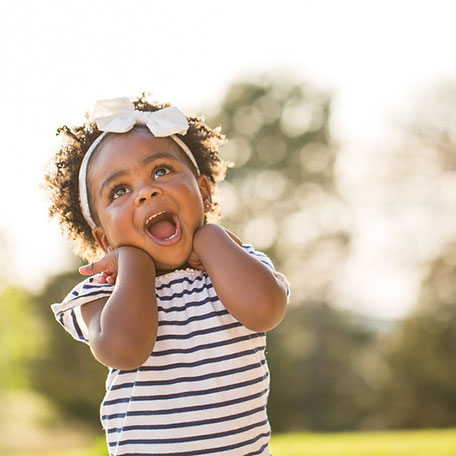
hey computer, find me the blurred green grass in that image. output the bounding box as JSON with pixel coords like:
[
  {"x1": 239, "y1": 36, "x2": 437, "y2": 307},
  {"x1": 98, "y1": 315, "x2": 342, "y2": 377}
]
[
  {"x1": 270, "y1": 428, "x2": 456, "y2": 455},
  {"x1": 2, "y1": 428, "x2": 456, "y2": 455}
]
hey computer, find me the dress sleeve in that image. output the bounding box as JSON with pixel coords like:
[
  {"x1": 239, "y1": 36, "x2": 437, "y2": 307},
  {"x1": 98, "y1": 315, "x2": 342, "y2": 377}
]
[
  {"x1": 50, "y1": 275, "x2": 115, "y2": 345},
  {"x1": 241, "y1": 243, "x2": 291, "y2": 300}
]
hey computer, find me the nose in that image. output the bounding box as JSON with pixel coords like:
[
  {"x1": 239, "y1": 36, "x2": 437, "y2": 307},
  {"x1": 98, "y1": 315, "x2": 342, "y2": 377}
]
[{"x1": 135, "y1": 184, "x2": 163, "y2": 206}]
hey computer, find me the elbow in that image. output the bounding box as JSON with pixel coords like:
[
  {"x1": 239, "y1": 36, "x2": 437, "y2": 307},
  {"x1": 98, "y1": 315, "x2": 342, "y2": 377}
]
[
  {"x1": 111, "y1": 348, "x2": 152, "y2": 371},
  {"x1": 92, "y1": 334, "x2": 156, "y2": 370},
  {"x1": 247, "y1": 304, "x2": 286, "y2": 332},
  {"x1": 245, "y1": 286, "x2": 288, "y2": 332}
]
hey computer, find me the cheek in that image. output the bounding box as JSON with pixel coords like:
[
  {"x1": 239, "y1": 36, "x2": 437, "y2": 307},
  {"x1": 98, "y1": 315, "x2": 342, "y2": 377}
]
[
  {"x1": 187, "y1": 175, "x2": 206, "y2": 198},
  {"x1": 171, "y1": 177, "x2": 204, "y2": 203},
  {"x1": 97, "y1": 202, "x2": 131, "y2": 235},
  {"x1": 182, "y1": 183, "x2": 205, "y2": 215}
]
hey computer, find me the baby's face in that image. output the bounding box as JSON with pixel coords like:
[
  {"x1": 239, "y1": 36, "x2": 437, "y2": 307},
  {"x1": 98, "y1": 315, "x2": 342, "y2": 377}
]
[{"x1": 87, "y1": 128, "x2": 210, "y2": 272}]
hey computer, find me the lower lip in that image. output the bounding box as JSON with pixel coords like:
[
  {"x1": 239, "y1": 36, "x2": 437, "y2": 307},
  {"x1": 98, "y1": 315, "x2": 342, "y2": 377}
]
[{"x1": 145, "y1": 214, "x2": 183, "y2": 246}]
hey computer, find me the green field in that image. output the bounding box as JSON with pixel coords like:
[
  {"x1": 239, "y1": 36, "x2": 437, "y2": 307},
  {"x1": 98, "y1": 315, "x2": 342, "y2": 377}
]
[
  {"x1": 2, "y1": 428, "x2": 456, "y2": 456},
  {"x1": 270, "y1": 429, "x2": 456, "y2": 456}
]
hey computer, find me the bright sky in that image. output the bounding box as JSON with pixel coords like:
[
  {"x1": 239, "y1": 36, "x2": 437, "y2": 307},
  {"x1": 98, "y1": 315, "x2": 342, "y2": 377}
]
[{"x1": 1, "y1": 0, "x2": 456, "y2": 319}]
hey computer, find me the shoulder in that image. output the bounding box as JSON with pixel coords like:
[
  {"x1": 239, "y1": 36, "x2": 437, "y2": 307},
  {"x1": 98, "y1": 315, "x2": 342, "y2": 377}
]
[
  {"x1": 51, "y1": 274, "x2": 114, "y2": 344},
  {"x1": 240, "y1": 243, "x2": 275, "y2": 268},
  {"x1": 241, "y1": 243, "x2": 291, "y2": 299},
  {"x1": 54, "y1": 274, "x2": 114, "y2": 309}
]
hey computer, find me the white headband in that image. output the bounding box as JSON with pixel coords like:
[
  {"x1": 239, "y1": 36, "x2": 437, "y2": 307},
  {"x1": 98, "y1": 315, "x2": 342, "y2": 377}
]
[{"x1": 78, "y1": 97, "x2": 200, "y2": 229}]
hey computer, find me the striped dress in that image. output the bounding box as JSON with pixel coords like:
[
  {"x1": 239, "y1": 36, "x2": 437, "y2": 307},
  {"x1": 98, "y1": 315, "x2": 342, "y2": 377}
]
[{"x1": 51, "y1": 244, "x2": 289, "y2": 456}]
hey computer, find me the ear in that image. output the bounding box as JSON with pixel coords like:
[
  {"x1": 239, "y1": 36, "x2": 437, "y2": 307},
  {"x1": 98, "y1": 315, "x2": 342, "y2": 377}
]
[
  {"x1": 92, "y1": 226, "x2": 111, "y2": 254},
  {"x1": 197, "y1": 175, "x2": 212, "y2": 211}
]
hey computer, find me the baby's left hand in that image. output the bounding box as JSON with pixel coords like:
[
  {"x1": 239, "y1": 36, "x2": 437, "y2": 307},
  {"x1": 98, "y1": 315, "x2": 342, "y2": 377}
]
[
  {"x1": 79, "y1": 248, "x2": 122, "y2": 284},
  {"x1": 187, "y1": 224, "x2": 242, "y2": 271}
]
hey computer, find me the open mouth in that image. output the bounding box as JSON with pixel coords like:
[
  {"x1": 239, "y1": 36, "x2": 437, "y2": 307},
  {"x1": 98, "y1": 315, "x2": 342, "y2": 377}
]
[{"x1": 144, "y1": 210, "x2": 181, "y2": 244}]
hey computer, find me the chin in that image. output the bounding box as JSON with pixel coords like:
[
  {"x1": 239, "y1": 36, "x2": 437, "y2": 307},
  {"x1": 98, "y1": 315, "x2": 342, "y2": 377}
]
[{"x1": 154, "y1": 255, "x2": 191, "y2": 273}]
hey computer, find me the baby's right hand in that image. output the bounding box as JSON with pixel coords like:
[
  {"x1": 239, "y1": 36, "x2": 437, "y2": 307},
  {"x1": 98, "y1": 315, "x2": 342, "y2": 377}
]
[{"x1": 79, "y1": 249, "x2": 120, "y2": 284}]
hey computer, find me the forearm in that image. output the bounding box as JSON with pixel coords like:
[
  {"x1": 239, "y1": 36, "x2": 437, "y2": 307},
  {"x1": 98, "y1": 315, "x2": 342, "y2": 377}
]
[
  {"x1": 89, "y1": 247, "x2": 158, "y2": 369},
  {"x1": 194, "y1": 224, "x2": 287, "y2": 332}
]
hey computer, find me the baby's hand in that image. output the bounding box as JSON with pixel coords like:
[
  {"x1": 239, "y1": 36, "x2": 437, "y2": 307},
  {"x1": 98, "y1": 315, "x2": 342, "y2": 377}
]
[
  {"x1": 79, "y1": 249, "x2": 120, "y2": 284},
  {"x1": 186, "y1": 249, "x2": 206, "y2": 271},
  {"x1": 187, "y1": 225, "x2": 243, "y2": 271}
]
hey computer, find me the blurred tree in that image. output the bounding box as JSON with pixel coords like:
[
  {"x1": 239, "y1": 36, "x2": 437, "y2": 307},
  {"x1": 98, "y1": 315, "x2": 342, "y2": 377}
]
[
  {"x1": 410, "y1": 79, "x2": 456, "y2": 171},
  {"x1": 30, "y1": 270, "x2": 107, "y2": 426},
  {"x1": 206, "y1": 76, "x2": 384, "y2": 431},
  {"x1": 208, "y1": 75, "x2": 350, "y2": 304},
  {"x1": 267, "y1": 301, "x2": 378, "y2": 432},
  {"x1": 0, "y1": 286, "x2": 44, "y2": 391},
  {"x1": 377, "y1": 242, "x2": 456, "y2": 428},
  {"x1": 374, "y1": 80, "x2": 456, "y2": 429}
]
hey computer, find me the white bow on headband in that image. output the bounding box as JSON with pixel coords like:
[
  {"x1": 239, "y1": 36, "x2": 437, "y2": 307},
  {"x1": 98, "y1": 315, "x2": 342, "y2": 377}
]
[
  {"x1": 92, "y1": 97, "x2": 190, "y2": 136},
  {"x1": 78, "y1": 97, "x2": 199, "y2": 229}
]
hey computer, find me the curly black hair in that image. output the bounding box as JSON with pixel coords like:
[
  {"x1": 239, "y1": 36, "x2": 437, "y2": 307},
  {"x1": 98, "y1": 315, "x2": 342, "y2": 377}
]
[{"x1": 43, "y1": 94, "x2": 230, "y2": 262}]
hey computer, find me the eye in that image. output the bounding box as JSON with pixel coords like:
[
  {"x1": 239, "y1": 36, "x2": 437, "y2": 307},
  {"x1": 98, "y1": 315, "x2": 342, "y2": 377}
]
[
  {"x1": 111, "y1": 186, "x2": 130, "y2": 200},
  {"x1": 153, "y1": 164, "x2": 173, "y2": 179}
]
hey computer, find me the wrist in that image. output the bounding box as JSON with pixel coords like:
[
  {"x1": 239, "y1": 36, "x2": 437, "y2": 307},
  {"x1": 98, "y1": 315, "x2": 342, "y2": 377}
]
[{"x1": 117, "y1": 245, "x2": 156, "y2": 273}]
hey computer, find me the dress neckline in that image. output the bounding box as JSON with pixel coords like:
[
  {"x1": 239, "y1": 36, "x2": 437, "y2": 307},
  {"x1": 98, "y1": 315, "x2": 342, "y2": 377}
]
[{"x1": 155, "y1": 268, "x2": 205, "y2": 284}]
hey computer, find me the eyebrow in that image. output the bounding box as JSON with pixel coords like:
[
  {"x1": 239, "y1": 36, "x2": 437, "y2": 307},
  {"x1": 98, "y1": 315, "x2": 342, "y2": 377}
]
[{"x1": 98, "y1": 152, "x2": 179, "y2": 197}]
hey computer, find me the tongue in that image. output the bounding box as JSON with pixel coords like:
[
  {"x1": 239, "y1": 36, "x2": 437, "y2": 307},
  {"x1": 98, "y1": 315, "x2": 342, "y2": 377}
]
[{"x1": 149, "y1": 220, "x2": 176, "y2": 240}]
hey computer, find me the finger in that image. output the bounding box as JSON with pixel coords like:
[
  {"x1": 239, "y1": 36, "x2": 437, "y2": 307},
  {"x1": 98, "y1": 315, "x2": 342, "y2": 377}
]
[
  {"x1": 99, "y1": 272, "x2": 108, "y2": 282},
  {"x1": 79, "y1": 262, "x2": 98, "y2": 276},
  {"x1": 79, "y1": 256, "x2": 114, "y2": 276},
  {"x1": 187, "y1": 257, "x2": 206, "y2": 271}
]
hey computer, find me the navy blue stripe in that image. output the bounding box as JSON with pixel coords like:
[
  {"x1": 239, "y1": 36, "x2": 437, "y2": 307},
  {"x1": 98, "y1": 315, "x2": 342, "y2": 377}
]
[
  {"x1": 114, "y1": 431, "x2": 270, "y2": 456},
  {"x1": 259, "y1": 259, "x2": 273, "y2": 269},
  {"x1": 110, "y1": 360, "x2": 266, "y2": 390},
  {"x1": 252, "y1": 254, "x2": 274, "y2": 269},
  {"x1": 245, "y1": 441, "x2": 270, "y2": 456},
  {"x1": 158, "y1": 309, "x2": 229, "y2": 327},
  {"x1": 68, "y1": 288, "x2": 112, "y2": 302},
  {"x1": 103, "y1": 373, "x2": 269, "y2": 405},
  {"x1": 106, "y1": 405, "x2": 266, "y2": 433},
  {"x1": 150, "y1": 332, "x2": 264, "y2": 357},
  {"x1": 126, "y1": 346, "x2": 266, "y2": 373},
  {"x1": 102, "y1": 388, "x2": 268, "y2": 420},
  {"x1": 71, "y1": 290, "x2": 79, "y2": 296},
  {"x1": 157, "y1": 294, "x2": 219, "y2": 314},
  {"x1": 115, "y1": 337, "x2": 265, "y2": 375},
  {"x1": 241, "y1": 244, "x2": 254, "y2": 251},
  {"x1": 112, "y1": 419, "x2": 268, "y2": 446},
  {"x1": 243, "y1": 246, "x2": 274, "y2": 270},
  {"x1": 156, "y1": 273, "x2": 206, "y2": 291},
  {"x1": 70, "y1": 309, "x2": 87, "y2": 342},
  {"x1": 156, "y1": 322, "x2": 242, "y2": 342},
  {"x1": 82, "y1": 283, "x2": 114, "y2": 290},
  {"x1": 157, "y1": 283, "x2": 214, "y2": 301}
]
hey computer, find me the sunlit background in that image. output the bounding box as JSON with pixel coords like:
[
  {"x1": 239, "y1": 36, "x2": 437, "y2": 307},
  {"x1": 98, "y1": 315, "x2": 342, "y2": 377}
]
[
  {"x1": 1, "y1": 0, "x2": 454, "y2": 319},
  {"x1": 2, "y1": 0, "x2": 456, "y2": 454}
]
